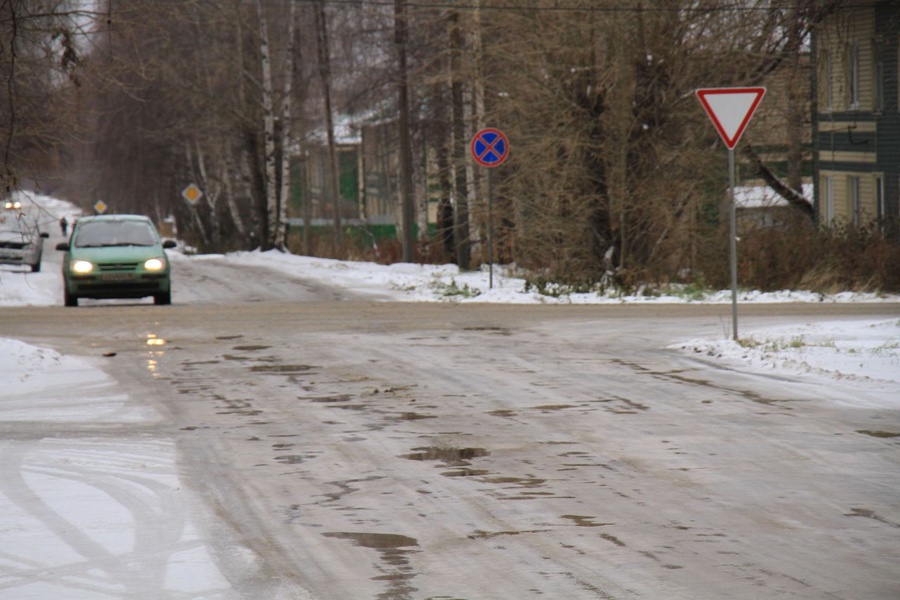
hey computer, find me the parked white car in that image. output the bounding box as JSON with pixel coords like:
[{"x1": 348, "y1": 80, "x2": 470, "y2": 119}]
[{"x1": 0, "y1": 209, "x2": 48, "y2": 272}]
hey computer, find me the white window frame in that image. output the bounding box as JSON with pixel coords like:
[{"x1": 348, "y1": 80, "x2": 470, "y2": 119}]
[
  {"x1": 823, "y1": 176, "x2": 835, "y2": 225},
  {"x1": 849, "y1": 175, "x2": 861, "y2": 226},
  {"x1": 848, "y1": 42, "x2": 860, "y2": 110},
  {"x1": 876, "y1": 176, "x2": 885, "y2": 221},
  {"x1": 874, "y1": 43, "x2": 884, "y2": 113},
  {"x1": 875, "y1": 175, "x2": 887, "y2": 234}
]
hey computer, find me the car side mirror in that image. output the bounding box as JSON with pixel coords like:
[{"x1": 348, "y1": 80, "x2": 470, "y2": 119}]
[
  {"x1": 56, "y1": 242, "x2": 69, "y2": 251},
  {"x1": 41, "y1": 232, "x2": 49, "y2": 238},
  {"x1": 162, "y1": 239, "x2": 177, "y2": 249}
]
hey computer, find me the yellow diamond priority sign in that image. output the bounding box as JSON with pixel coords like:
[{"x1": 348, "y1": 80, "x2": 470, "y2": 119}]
[
  {"x1": 93, "y1": 200, "x2": 108, "y2": 214},
  {"x1": 182, "y1": 183, "x2": 203, "y2": 206}
]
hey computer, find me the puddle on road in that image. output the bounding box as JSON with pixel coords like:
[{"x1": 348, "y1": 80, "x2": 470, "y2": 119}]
[
  {"x1": 595, "y1": 396, "x2": 649, "y2": 414},
  {"x1": 403, "y1": 446, "x2": 491, "y2": 478},
  {"x1": 442, "y1": 468, "x2": 490, "y2": 477},
  {"x1": 307, "y1": 394, "x2": 354, "y2": 403},
  {"x1": 275, "y1": 454, "x2": 316, "y2": 465},
  {"x1": 393, "y1": 412, "x2": 437, "y2": 421},
  {"x1": 610, "y1": 358, "x2": 796, "y2": 407},
  {"x1": 325, "y1": 403, "x2": 367, "y2": 411},
  {"x1": 222, "y1": 354, "x2": 263, "y2": 362},
  {"x1": 462, "y1": 326, "x2": 512, "y2": 336},
  {"x1": 562, "y1": 515, "x2": 614, "y2": 527},
  {"x1": 487, "y1": 409, "x2": 517, "y2": 418},
  {"x1": 403, "y1": 447, "x2": 489, "y2": 464},
  {"x1": 856, "y1": 430, "x2": 900, "y2": 438},
  {"x1": 180, "y1": 359, "x2": 220, "y2": 367},
  {"x1": 324, "y1": 531, "x2": 419, "y2": 550},
  {"x1": 250, "y1": 364, "x2": 317, "y2": 373},
  {"x1": 845, "y1": 507, "x2": 899, "y2": 527},
  {"x1": 215, "y1": 398, "x2": 262, "y2": 417},
  {"x1": 531, "y1": 404, "x2": 581, "y2": 412},
  {"x1": 323, "y1": 532, "x2": 419, "y2": 597},
  {"x1": 600, "y1": 533, "x2": 627, "y2": 547},
  {"x1": 322, "y1": 476, "x2": 384, "y2": 503},
  {"x1": 480, "y1": 476, "x2": 545, "y2": 488},
  {"x1": 468, "y1": 529, "x2": 549, "y2": 540},
  {"x1": 232, "y1": 344, "x2": 271, "y2": 351}
]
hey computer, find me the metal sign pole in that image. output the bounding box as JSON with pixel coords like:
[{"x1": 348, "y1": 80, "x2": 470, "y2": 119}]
[
  {"x1": 488, "y1": 168, "x2": 494, "y2": 289},
  {"x1": 471, "y1": 128, "x2": 508, "y2": 290},
  {"x1": 729, "y1": 148, "x2": 738, "y2": 341}
]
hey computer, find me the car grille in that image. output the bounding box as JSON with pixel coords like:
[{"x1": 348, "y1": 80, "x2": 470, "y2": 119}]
[
  {"x1": 98, "y1": 262, "x2": 140, "y2": 271},
  {"x1": 0, "y1": 241, "x2": 27, "y2": 249},
  {"x1": 78, "y1": 281, "x2": 162, "y2": 292}
]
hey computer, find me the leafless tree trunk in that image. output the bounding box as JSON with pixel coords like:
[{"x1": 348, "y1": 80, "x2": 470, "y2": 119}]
[
  {"x1": 395, "y1": 0, "x2": 414, "y2": 262},
  {"x1": 449, "y1": 10, "x2": 470, "y2": 269},
  {"x1": 274, "y1": 0, "x2": 297, "y2": 251},
  {"x1": 10, "y1": 0, "x2": 850, "y2": 284},
  {"x1": 256, "y1": 0, "x2": 278, "y2": 250},
  {"x1": 787, "y1": 5, "x2": 807, "y2": 195},
  {"x1": 314, "y1": 0, "x2": 342, "y2": 252},
  {"x1": 1, "y1": 0, "x2": 96, "y2": 191}
]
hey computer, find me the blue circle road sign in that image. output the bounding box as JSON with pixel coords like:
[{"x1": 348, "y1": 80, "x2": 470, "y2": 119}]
[{"x1": 471, "y1": 128, "x2": 509, "y2": 167}]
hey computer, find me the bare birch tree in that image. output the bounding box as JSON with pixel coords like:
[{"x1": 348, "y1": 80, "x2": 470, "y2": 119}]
[
  {"x1": 275, "y1": 0, "x2": 297, "y2": 251},
  {"x1": 1, "y1": 0, "x2": 96, "y2": 193},
  {"x1": 256, "y1": 0, "x2": 279, "y2": 250}
]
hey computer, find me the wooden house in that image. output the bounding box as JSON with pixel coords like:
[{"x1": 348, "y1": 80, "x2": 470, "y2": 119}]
[{"x1": 813, "y1": 1, "x2": 899, "y2": 230}]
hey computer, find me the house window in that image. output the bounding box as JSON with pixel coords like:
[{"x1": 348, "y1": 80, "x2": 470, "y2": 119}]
[
  {"x1": 823, "y1": 176, "x2": 835, "y2": 225},
  {"x1": 849, "y1": 175, "x2": 861, "y2": 226},
  {"x1": 874, "y1": 43, "x2": 884, "y2": 113},
  {"x1": 876, "y1": 176, "x2": 885, "y2": 231},
  {"x1": 848, "y1": 42, "x2": 860, "y2": 109}
]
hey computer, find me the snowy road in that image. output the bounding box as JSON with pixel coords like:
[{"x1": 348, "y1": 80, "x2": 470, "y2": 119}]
[
  {"x1": 2, "y1": 299, "x2": 899, "y2": 599},
  {"x1": 0, "y1": 192, "x2": 898, "y2": 599}
]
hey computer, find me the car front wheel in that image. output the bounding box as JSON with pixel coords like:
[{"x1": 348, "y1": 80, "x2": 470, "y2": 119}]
[
  {"x1": 154, "y1": 290, "x2": 171, "y2": 305},
  {"x1": 64, "y1": 290, "x2": 78, "y2": 307}
]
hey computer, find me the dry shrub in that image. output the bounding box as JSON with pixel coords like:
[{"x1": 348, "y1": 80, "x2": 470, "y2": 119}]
[{"x1": 737, "y1": 224, "x2": 900, "y2": 293}]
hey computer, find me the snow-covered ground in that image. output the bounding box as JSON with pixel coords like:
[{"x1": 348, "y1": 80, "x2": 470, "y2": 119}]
[
  {"x1": 1, "y1": 190, "x2": 898, "y2": 599},
  {"x1": 5, "y1": 190, "x2": 897, "y2": 388},
  {"x1": 3, "y1": 189, "x2": 899, "y2": 397}
]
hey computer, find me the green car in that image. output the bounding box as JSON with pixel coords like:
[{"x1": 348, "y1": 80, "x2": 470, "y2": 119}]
[{"x1": 57, "y1": 214, "x2": 176, "y2": 307}]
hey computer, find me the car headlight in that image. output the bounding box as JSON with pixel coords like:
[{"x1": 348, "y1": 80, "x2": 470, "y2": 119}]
[
  {"x1": 144, "y1": 258, "x2": 166, "y2": 271},
  {"x1": 71, "y1": 260, "x2": 94, "y2": 274}
]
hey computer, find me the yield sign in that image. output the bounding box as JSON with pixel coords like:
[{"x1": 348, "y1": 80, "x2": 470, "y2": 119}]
[{"x1": 695, "y1": 87, "x2": 766, "y2": 149}]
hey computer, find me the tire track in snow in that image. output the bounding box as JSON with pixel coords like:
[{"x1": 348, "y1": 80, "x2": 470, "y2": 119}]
[{"x1": 0, "y1": 438, "x2": 233, "y2": 599}]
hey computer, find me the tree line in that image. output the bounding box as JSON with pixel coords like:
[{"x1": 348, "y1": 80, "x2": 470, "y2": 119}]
[{"x1": 3, "y1": 0, "x2": 860, "y2": 291}]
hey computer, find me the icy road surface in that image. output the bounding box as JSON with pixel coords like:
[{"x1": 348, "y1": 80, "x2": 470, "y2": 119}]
[
  {"x1": 2, "y1": 299, "x2": 898, "y2": 600},
  {"x1": 0, "y1": 190, "x2": 897, "y2": 598}
]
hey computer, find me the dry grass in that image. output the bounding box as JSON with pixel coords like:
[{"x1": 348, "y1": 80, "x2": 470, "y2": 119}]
[{"x1": 736, "y1": 224, "x2": 900, "y2": 293}]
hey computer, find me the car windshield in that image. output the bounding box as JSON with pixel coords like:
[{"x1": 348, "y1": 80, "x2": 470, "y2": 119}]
[
  {"x1": 74, "y1": 220, "x2": 158, "y2": 247},
  {"x1": 0, "y1": 214, "x2": 36, "y2": 234}
]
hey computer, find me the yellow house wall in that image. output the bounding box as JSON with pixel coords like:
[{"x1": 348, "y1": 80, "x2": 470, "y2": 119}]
[{"x1": 818, "y1": 8, "x2": 876, "y2": 112}]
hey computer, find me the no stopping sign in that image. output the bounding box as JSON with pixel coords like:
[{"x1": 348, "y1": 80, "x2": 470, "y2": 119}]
[{"x1": 471, "y1": 128, "x2": 509, "y2": 168}]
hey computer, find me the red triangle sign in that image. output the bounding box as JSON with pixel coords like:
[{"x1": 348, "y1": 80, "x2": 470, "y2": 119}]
[{"x1": 696, "y1": 87, "x2": 766, "y2": 149}]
